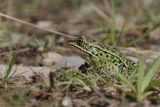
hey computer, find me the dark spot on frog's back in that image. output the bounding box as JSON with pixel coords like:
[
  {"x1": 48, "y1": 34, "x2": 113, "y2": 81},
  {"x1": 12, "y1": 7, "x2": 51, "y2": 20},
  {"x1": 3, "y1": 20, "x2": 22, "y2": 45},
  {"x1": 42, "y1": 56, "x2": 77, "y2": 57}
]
[
  {"x1": 99, "y1": 53, "x2": 103, "y2": 56},
  {"x1": 114, "y1": 63, "x2": 118, "y2": 66},
  {"x1": 95, "y1": 53, "x2": 99, "y2": 56},
  {"x1": 104, "y1": 61, "x2": 107, "y2": 64},
  {"x1": 96, "y1": 52, "x2": 104, "y2": 57},
  {"x1": 106, "y1": 54, "x2": 109, "y2": 58},
  {"x1": 91, "y1": 51, "x2": 94, "y2": 54},
  {"x1": 112, "y1": 59, "x2": 117, "y2": 63},
  {"x1": 99, "y1": 59, "x2": 103, "y2": 63}
]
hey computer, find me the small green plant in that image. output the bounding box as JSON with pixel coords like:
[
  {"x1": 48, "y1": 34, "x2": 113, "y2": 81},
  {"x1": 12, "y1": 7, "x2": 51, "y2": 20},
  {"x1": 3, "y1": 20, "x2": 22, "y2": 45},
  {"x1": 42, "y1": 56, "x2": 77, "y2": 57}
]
[
  {"x1": 114, "y1": 58, "x2": 160, "y2": 101},
  {"x1": 56, "y1": 69, "x2": 90, "y2": 89},
  {"x1": 2, "y1": 53, "x2": 16, "y2": 82},
  {"x1": 27, "y1": 39, "x2": 48, "y2": 51},
  {"x1": 56, "y1": 68, "x2": 110, "y2": 91},
  {"x1": 106, "y1": 0, "x2": 117, "y2": 46}
]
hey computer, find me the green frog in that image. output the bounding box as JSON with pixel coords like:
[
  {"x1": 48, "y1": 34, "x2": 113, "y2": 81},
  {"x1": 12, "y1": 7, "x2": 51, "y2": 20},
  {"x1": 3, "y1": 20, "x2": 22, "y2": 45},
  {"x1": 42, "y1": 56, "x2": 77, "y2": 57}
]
[{"x1": 68, "y1": 36, "x2": 137, "y2": 78}]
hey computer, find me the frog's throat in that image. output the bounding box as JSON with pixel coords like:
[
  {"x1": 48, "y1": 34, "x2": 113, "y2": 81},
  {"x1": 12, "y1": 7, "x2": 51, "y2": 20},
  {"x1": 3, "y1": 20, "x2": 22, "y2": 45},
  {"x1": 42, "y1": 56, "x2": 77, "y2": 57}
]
[
  {"x1": 69, "y1": 44, "x2": 99, "y2": 60},
  {"x1": 89, "y1": 43, "x2": 129, "y2": 68}
]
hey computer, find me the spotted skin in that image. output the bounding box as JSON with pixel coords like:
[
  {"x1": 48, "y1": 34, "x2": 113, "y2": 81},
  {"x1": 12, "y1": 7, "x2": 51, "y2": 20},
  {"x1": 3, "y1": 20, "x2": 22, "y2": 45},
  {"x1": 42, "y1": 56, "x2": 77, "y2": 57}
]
[{"x1": 68, "y1": 36, "x2": 137, "y2": 78}]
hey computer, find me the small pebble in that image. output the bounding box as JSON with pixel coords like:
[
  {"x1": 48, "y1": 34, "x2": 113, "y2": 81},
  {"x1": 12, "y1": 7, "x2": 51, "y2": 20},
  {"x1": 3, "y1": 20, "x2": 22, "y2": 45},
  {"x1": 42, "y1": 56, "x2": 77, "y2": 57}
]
[{"x1": 62, "y1": 96, "x2": 73, "y2": 107}]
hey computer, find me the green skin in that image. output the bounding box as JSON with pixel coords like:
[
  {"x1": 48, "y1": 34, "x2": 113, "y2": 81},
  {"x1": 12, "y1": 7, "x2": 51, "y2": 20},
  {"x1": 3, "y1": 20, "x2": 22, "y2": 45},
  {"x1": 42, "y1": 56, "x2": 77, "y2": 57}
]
[{"x1": 68, "y1": 36, "x2": 137, "y2": 78}]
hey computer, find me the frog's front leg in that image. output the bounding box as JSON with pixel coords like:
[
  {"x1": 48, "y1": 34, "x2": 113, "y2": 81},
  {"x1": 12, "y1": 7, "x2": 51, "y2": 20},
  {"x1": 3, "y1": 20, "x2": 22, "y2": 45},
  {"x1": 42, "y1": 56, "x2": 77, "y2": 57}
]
[
  {"x1": 79, "y1": 62, "x2": 92, "y2": 73},
  {"x1": 78, "y1": 61, "x2": 101, "y2": 73}
]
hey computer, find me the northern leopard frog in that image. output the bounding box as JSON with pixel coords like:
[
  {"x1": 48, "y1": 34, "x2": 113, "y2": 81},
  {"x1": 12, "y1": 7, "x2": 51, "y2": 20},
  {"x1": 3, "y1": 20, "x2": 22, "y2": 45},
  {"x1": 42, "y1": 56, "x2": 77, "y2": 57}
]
[{"x1": 68, "y1": 36, "x2": 137, "y2": 78}]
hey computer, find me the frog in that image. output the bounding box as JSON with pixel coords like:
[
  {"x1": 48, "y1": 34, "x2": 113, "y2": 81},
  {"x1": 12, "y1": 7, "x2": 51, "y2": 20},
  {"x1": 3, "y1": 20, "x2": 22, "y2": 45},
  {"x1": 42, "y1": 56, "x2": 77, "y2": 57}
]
[{"x1": 67, "y1": 36, "x2": 137, "y2": 78}]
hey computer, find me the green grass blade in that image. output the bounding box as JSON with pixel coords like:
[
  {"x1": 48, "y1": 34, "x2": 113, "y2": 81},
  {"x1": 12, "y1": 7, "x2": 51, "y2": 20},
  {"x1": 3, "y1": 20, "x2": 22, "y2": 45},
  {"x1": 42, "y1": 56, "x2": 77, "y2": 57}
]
[
  {"x1": 141, "y1": 58, "x2": 160, "y2": 92},
  {"x1": 72, "y1": 77, "x2": 87, "y2": 87},
  {"x1": 3, "y1": 53, "x2": 16, "y2": 81},
  {"x1": 137, "y1": 60, "x2": 145, "y2": 94}
]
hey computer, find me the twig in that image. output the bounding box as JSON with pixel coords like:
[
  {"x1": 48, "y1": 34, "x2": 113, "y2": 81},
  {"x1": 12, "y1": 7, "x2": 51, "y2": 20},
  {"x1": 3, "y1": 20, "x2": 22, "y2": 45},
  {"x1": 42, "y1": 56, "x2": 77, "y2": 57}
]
[
  {"x1": 49, "y1": 71, "x2": 56, "y2": 93},
  {"x1": 0, "y1": 12, "x2": 76, "y2": 38},
  {"x1": 90, "y1": 3, "x2": 111, "y2": 22},
  {"x1": 126, "y1": 21, "x2": 160, "y2": 46}
]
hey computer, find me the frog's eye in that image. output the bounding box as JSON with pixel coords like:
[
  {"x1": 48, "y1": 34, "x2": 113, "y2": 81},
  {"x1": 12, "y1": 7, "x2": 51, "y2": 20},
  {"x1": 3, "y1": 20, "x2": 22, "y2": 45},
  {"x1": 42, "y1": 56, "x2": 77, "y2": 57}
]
[{"x1": 76, "y1": 39, "x2": 83, "y2": 45}]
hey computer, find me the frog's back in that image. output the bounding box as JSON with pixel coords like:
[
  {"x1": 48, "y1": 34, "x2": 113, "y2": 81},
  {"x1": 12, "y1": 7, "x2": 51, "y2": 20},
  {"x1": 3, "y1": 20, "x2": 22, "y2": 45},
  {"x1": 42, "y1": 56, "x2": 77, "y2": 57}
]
[
  {"x1": 89, "y1": 41, "x2": 136, "y2": 76},
  {"x1": 90, "y1": 40, "x2": 127, "y2": 62}
]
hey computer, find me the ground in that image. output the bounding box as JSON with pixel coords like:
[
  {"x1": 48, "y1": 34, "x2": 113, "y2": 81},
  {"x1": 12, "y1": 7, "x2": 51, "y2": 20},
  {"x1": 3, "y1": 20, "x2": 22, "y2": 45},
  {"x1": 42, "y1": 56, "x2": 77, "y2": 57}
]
[{"x1": 0, "y1": 0, "x2": 160, "y2": 107}]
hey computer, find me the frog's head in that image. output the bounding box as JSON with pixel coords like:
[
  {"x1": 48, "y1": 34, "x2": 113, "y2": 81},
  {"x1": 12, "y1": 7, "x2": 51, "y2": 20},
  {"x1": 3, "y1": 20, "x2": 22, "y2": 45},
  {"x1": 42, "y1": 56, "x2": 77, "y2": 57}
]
[
  {"x1": 68, "y1": 36, "x2": 93, "y2": 54},
  {"x1": 68, "y1": 36, "x2": 88, "y2": 49},
  {"x1": 68, "y1": 36, "x2": 101, "y2": 59}
]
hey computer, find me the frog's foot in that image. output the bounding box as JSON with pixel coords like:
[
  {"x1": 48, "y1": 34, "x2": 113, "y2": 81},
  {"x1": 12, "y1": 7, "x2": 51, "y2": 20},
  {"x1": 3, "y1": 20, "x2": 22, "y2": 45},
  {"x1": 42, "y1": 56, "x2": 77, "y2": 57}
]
[{"x1": 79, "y1": 62, "x2": 91, "y2": 73}]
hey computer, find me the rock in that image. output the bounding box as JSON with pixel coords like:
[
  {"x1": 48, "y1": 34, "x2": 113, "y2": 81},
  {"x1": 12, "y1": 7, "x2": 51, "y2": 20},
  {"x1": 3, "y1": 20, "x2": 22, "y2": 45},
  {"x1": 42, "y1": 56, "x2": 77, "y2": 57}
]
[
  {"x1": 55, "y1": 55, "x2": 85, "y2": 69},
  {"x1": 42, "y1": 52, "x2": 64, "y2": 66}
]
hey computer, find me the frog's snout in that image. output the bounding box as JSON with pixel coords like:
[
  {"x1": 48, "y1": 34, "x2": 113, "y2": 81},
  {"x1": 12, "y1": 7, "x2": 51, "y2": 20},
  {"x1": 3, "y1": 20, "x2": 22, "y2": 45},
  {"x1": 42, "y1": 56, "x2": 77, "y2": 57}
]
[
  {"x1": 68, "y1": 37, "x2": 85, "y2": 47},
  {"x1": 67, "y1": 40, "x2": 77, "y2": 45}
]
